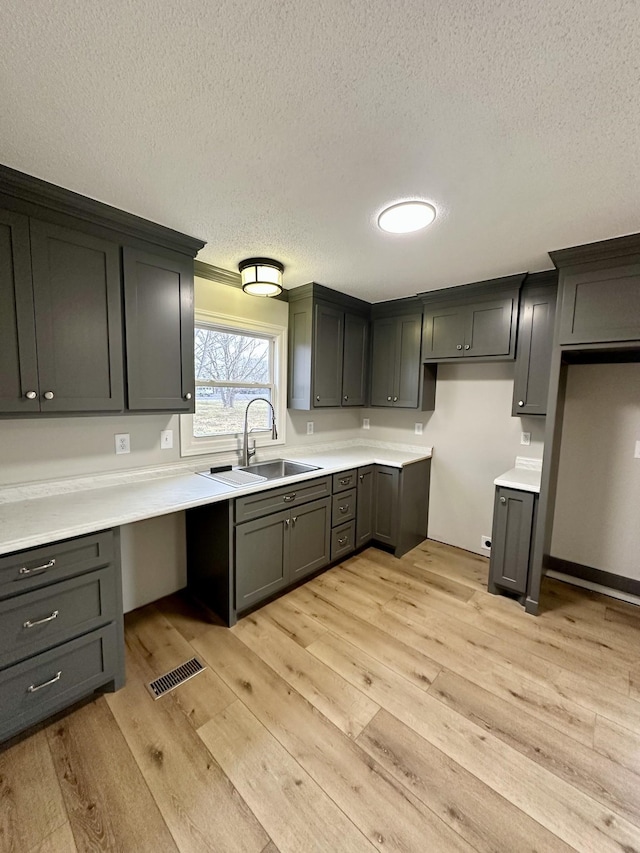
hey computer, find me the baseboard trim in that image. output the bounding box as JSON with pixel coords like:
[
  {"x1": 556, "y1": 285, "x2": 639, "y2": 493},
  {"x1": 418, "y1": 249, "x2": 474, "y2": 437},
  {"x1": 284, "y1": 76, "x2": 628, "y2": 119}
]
[{"x1": 545, "y1": 556, "x2": 640, "y2": 599}]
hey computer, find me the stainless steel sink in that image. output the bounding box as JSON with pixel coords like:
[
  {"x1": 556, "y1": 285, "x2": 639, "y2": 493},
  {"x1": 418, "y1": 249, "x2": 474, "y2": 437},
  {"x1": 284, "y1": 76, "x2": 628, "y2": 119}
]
[{"x1": 236, "y1": 459, "x2": 321, "y2": 480}]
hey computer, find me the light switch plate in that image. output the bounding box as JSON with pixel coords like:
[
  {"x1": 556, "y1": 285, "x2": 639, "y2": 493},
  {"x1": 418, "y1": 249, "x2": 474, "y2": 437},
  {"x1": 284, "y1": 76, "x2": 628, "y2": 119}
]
[
  {"x1": 160, "y1": 429, "x2": 173, "y2": 450},
  {"x1": 306, "y1": 422, "x2": 314, "y2": 435},
  {"x1": 415, "y1": 423, "x2": 423, "y2": 435},
  {"x1": 635, "y1": 440, "x2": 640, "y2": 459},
  {"x1": 362, "y1": 418, "x2": 370, "y2": 430},
  {"x1": 520, "y1": 432, "x2": 531, "y2": 446}
]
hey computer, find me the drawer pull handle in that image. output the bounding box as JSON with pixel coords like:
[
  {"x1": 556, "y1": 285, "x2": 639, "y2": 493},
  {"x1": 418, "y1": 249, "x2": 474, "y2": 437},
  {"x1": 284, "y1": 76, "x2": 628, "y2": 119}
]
[
  {"x1": 359, "y1": 474, "x2": 364, "y2": 481},
  {"x1": 19, "y1": 559, "x2": 56, "y2": 576},
  {"x1": 338, "y1": 505, "x2": 349, "y2": 513},
  {"x1": 339, "y1": 477, "x2": 351, "y2": 485},
  {"x1": 292, "y1": 516, "x2": 297, "y2": 524},
  {"x1": 337, "y1": 536, "x2": 348, "y2": 546},
  {"x1": 24, "y1": 610, "x2": 59, "y2": 629},
  {"x1": 283, "y1": 493, "x2": 296, "y2": 502},
  {"x1": 28, "y1": 671, "x2": 62, "y2": 693}
]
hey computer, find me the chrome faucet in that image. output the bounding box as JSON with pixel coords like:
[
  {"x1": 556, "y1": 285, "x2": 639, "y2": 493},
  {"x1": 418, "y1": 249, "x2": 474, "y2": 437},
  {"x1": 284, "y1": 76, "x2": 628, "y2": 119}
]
[{"x1": 241, "y1": 398, "x2": 278, "y2": 466}]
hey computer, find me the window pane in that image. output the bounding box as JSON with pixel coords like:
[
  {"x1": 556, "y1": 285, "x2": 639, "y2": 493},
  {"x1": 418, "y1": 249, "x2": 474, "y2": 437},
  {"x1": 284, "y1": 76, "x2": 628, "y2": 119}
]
[
  {"x1": 194, "y1": 387, "x2": 273, "y2": 437},
  {"x1": 194, "y1": 327, "x2": 270, "y2": 383}
]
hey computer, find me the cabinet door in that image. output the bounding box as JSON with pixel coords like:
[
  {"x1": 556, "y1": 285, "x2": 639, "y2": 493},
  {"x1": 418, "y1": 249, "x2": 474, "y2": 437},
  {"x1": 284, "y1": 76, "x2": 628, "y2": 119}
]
[
  {"x1": 0, "y1": 210, "x2": 39, "y2": 413},
  {"x1": 393, "y1": 314, "x2": 422, "y2": 407},
  {"x1": 356, "y1": 465, "x2": 374, "y2": 548},
  {"x1": 512, "y1": 286, "x2": 556, "y2": 416},
  {"x1": 30, "y1": 220, "x2": 124, "y2": 412},
  {"x1": 235, "y1": 510, "x2": 289, "y2": 610},
  {"x1": 342, "y1": 312, "x2": 368, "y2": 406},
  {"x1": 123, "y1": 247, "x2": 194, "y2": 411},
  {"x1": 373, "y1": 466, "x2": 399, "y2": 547},
  {"x1": 312, "y1": 303, "x2": 343, "y2": 407},
  {"x1": 489, "y1": 488, "x2": 534, "y2": 595},
  {"x1": 559, "y1": 262, "x2": 640, "y2": 344},
  {"x1": 370, "y1": 318, "x2": 395, "y2": 406},
  {"x1": 422, "y1": 304, "x2": 466, "y2": 359},
  {"x1": 289, "y1": 498, "x2": 331, "y2": 582},
  {"x1": 465, "y1": 297, "x2": 514, "y2": 357}
]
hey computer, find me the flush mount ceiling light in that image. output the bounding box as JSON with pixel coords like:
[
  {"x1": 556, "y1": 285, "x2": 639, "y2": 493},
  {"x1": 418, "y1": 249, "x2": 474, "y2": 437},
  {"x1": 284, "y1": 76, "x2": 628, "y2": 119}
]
[
  {"x1": 239, "y1": 257, "x2": 284, "y2": 297},
  {"x1": 377, "y1": 201, "x2": 437, "y2": 234}
]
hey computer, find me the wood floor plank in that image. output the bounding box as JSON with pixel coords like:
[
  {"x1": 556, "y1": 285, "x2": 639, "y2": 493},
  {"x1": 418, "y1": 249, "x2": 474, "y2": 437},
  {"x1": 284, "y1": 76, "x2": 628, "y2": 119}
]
[
  {"x1": 285, "y1": 583, "x2": 442, "y2": 691},
  {"x1": 357, "y1": 708, "x2": 574, "y2": 853},
  {"x1": 259, "y1": 596, "x2": 328, "y2": 648},
  {"x1": 407, "y1": 540, "x2": 489, "y2": 592},
  {"x1": 46, "y1": 697, "x2": 178, "y2": 853},
  {"x1": 303, "y1": 572, "x2": 382, "y2": 621},
  {"x1": 594, "y1": 716, "x2": 640, "y2": 777},
  {"x1": 307, "y1": 630, "x2": 640, "y2": 853},
  {"x1": 198, "y1": 700, "x2": 376, "y2": 853},
  {"x1": 106, "y1": 633, "x2": 268, "y2": 853},
  {"x1": 357, "y1": 548, "x2": 477, "y2": 602},
  {"x1": 631, "y1": 668, "x2": 640, "y2": 702},
  {"x1": 125, "y1": 605, "x2": 235, "y2": 729},
  {"x1": 27, "y1": 822, "x2": 77, "y2": 853},
  {"x1": 0, "y1": 729, "x2": 68, "y2": 853},
  {"x1": 155, "y1": 591, "x2": 222, "y2": 641},
  {"x1": 430, "y1": 668, "x2": 640, "y2": 828},
  {"x1": 605, "y1": 602, "x2": 640, "y2": 630},
  {"x1": 322, "y1": 562, "x2": 397, "y2": 606},
  {"x1": 232, "y1": 610, "x2": 379, "y2": 738},
  {"x1": 308, "y1": 588, "x2": 596, "y2": 744},
  {"x1": 192, "y1": 623, "x2": 475, "y2": 853}
]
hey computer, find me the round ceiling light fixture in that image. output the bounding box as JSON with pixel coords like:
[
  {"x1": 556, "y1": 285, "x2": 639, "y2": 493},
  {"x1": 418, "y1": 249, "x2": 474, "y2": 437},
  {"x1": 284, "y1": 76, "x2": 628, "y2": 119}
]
[
  {"x1": 377, "y1": 200, "x2": 437, "y2": 234},
  {"x1": 239, "y1": 257, "x2": 284, "y2": 297}
]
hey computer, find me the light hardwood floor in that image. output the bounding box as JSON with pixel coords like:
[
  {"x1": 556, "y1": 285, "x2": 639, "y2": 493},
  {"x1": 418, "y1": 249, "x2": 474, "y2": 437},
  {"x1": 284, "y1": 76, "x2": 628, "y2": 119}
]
[{"x1": 2, "y1": 540, "x2": 640, "y2": 852}]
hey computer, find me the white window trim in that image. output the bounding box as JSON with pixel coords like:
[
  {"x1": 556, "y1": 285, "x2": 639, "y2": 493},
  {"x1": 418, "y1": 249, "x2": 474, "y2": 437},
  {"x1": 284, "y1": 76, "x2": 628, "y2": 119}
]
[{"x1": 180, "y1": 309, "x2": 287, "y2": 458}]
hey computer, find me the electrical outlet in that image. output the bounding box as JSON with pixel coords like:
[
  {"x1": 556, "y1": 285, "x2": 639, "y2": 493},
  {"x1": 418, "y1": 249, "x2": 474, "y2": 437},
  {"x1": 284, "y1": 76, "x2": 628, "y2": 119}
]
[
  {"x1": 520, "y1": 432, "x2": 531, "y2": 446},
  {"x1": 306, "y1": 422, "x2": 314, "y2": 435},
  {"x1": 362, "y1": 418, "x2": 370, "y2": 430},
  {"x1": 415, "y1": 423, "x2": 423, "y2": 435},
  {"x1": 115, "y1": 433, "x2": 130, "y2": 455},
  {"x1": 481, "y1": 535, "x2": 492, "y2": 551},
  {"x1": 160, "y1": 429, "x2": 173, "y2": 450},
  {"x1": 635, "y1": 440, "x2": 640, "y2": 459}
]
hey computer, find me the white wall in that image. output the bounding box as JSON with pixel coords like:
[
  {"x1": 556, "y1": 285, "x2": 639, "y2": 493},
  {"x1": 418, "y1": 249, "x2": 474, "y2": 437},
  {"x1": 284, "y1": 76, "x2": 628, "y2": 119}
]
[
  {"x1": 364, "y1": 362, "x2": 545, "y2": 555},
  {"x1": 551, "y1": 363, "x2": 640, "y2": 580}
]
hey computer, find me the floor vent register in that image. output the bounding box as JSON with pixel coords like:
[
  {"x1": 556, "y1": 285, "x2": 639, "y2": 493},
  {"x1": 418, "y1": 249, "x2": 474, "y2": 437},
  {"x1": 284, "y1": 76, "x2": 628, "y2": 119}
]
[{"x1": 147, "y1": 657, "x2": 206, "y2": 699}]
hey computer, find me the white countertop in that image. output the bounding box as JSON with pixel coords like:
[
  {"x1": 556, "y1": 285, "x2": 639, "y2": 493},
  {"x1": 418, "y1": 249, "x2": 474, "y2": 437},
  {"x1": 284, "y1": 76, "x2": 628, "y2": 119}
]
[
  {"x1": 493, "y1": 457, "x2": 542, "y2": 493},
  {"x1": 0, "y1": 443, "x2": 432, "y2": 556}
]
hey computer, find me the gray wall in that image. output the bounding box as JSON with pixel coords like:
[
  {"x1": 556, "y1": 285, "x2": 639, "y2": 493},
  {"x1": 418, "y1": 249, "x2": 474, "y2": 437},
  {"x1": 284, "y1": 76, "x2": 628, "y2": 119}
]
[{"x1": 551, "y1": 363, "x2": 640, "y2": 581}]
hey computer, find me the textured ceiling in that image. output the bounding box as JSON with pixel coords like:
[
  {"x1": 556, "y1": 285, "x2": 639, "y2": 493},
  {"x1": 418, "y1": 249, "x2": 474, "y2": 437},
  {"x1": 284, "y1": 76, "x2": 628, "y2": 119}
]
[{"x1": 1, "y1": 1, "x2": 639, "y2": 301}]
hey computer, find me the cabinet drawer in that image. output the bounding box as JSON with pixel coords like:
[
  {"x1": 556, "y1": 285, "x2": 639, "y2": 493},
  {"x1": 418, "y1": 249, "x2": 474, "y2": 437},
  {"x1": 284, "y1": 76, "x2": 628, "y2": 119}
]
[
  {"x1": 235, "y1": 476, "x2": 331, "y2": 523},
  {"x1": 332, "y1": 469, "x2": 357, "y2": 493},
  {"x1": 331, "y1": 522, "x2": 355, "y2": 561},
  {"x1": 0, "y1": 624, "x2": 118, "y2": 744},
  {"x1": 0, "y1": 531, "x2": 114, "y2": 599},
  {"x1": 331, "y1": 489, "x2": 356, "y2": 527},
  {"x1": 0, "y1": 567, "x2": 117, "y2": 670}
]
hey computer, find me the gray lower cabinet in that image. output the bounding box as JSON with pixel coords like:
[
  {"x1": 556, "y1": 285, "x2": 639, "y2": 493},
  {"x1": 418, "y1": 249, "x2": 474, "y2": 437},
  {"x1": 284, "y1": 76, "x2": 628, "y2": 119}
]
[
  {"x1": 372, "y1": 466, "x2": 399, "y2": 546},
  {"x1": 355, "y1": 465, "x2": 374, "y2": 547},
  {"x1": 235, "y1": 496, "x2": 331, "y2": 612},
  {"x1": 373, "y1": 459, "x2": 432, "y2": 558},
  {"x1": 0, "y1": 529, "x2": 124, "y2": 744},
  {"x1": 489, "y1": 487, "x2": 536, "y2": 597},
  {"x1": 512, "y1": 274, "x2": 557, "y2": 417}
]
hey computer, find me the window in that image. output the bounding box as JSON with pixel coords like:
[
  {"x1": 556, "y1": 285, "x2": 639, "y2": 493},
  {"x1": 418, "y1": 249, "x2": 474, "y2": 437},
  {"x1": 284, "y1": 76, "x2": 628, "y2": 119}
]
[{"x1": 180, "y1": 310, "x2": 286, "y2": 457}]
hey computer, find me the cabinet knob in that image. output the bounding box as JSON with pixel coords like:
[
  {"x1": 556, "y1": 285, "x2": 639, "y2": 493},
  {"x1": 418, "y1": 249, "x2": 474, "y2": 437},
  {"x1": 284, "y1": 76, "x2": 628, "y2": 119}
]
[
  {"x1": 43, "y1": 391, "x2": 54, "y2": 400},
  {"x1": 387, "y1": 396, "x2": 392, "y2": 401},
  {"x1": 500, "y1": 496, "x2": 507, "y2": 504},
  {"x1": 359, "y1": 474, "x2": 364, "y2": 481},
  {"x1": 393, "y1": 396, "x2": 398, "y2": 402},
  {"x1": 518, "y1": 400, "x2": 525, "y2": 407},
  {"x1": 344, "y1": 395, "x2": 348, "y2": 401},
  {"x1": 25, "y1": 391, "x2": 37, "y2": 400},
  {"x1": 464, "y1": 345, "x2": 470, "y2": 350},
  {"x1": 316, "y1": 395, "x2": 320, "y2": 401},
  {"x1": 456, "y1": 344, "x2": 462, "y2": 350},
  {"x1": 184, "y1": 392, "x2": 192, "y2": 400}
]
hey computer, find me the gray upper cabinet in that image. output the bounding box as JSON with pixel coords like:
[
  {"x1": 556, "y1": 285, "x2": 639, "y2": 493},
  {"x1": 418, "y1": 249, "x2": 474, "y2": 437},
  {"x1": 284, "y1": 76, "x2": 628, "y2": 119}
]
[
  {"x1": 370, "y1": 314, "x2": 425, "y2": 408},
  {"x1": 288, "y1": 283, "x2": 370, "y2": 410},
  {"x1": 0, "y1": 210, "x2": 39, "y2": 414},
  {"x1": 123, "y1": 247, "x2": 195, "y2": 412},
  {"x1": 512, "y1": 273, "x2": 557, "y2": 417},
  {"x1": 30, "y1": 220, "x2": 124, "y2": 412},
  {"x1": 0, "y1": 164, "x2": 204, "y2": 418},
  {"x1": 0, "y1": 214, "x2": 124, "y2": 414},
  {"x1": 421, "y1": 275, "x2": 525, "y2": 362}
]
